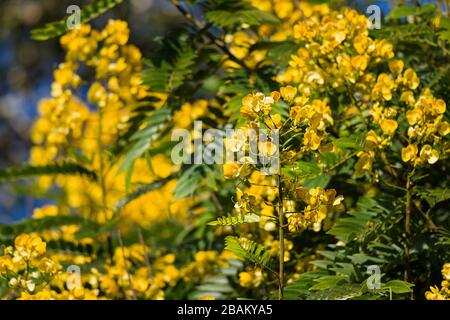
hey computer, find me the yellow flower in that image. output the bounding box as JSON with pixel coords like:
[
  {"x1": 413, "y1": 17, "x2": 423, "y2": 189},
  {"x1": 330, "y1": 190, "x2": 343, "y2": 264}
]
[
  {"x1": 0, "y1": 255, "x2": 13, "y2": 273},
  {"x1": 266, "y1": 113, "x2": 282, "y2": 129},
  {"x1": 87, "y1": 82, "x2": 107, "y2": 107},
  {"x1": 280, "y1": 86, "x2": 297, "y2": 101},
  {"x1": 240, "y1": 92, "x2": 274, "y2": 118},
  {"x1": 425, "y1": 286, "x2": 444, "y2": 300},
  {"x1": 353, "y1": 34, "x2": 369, "y2": 54},
  {"x1": 442, "y1": 263, "x2": 450, "y2": 281},
  {"x1": 406, "y1": 108, "x2": 422, "y2": 126},
  {"x1": 350, "y1": 55, "x2": 369, "y2": 71},
  {"x1": 401, "y1": 144, "x2": 418, "y2": 163},
  {"x1": 223, "y1": 162, "x2": 241, "y2": 179},
  {"x1": 372, "y1": 74, "x2": 396, "y2": 101},
  {"x1": 239, "y1": 271, "x2": 254, "y2": 287},
  {"x1": 400, "y1": 91, "x2": 415, "y2": 105},
  {"x1": 438, "y1": 121, "x2": 450, "y2": 136},
  {"x1": 103, "y1": 20, "x2": 129, "y2": 46},
  {"x1": 33, "y1": 205, "x2": 59, "y2": 219},
  {"x1": 435, "y1": 99, "x2": 446, "y2": 114},
  {"x1": 270, "y1": 91, "x2": 281, "y2": 103},
  {"x1": 239, "y1": 268, "x2": 263, "y2": 288},
  {"x1": 380, "y1": 119, "x2": 398, "y2": 135},
  {"x1": 258, "y1": 141, "x2": 278, "y2": 157},
  {"x1": 419, "y1": 145, "x2": 439, "y2": 164},
  {"x1": 388, "y1": 59, "x2": 404, "y2": 76},
  {"x1": 403, "y1": 68, "x2": 420, "y2": 90},
  {"x1": 303, "y1": 129, "x2": 322, "y2": 151},
  {"x1": 36, "y1": 257, "x2": 59, "y2": 274}
]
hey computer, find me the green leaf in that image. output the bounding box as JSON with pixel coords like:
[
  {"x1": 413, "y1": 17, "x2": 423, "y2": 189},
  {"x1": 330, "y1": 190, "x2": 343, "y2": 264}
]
[
  {"x1": 332, "y1": 134, "x2": 364, "y2": 150},
  {"x1": 74, "y1": 216, "x2": 118, "y2": 239},
  {"x1": 349, "y1": 253, "x2": 387, "y2": 265},
  {"x1": 142, "y1": 45, "x2": 197, "y2": 93},
  {"x1": 118, "y1": 108, "x2": 171, "y2": 173},
  {"x1": 329, "y1": 263, "x2": 356, "y2": 277},
  {"x1": 415, "y1": 187, "x2": 450, "y2": 208},
  {"x1": 307, "y1": 283, "x2": 362, "y2": 300},
  {"x1": 439, "y1": 30, "x2": 450, "y2": 43},
  {"x1": 0, "y1": 162, "x2": 97, "y2": 183},
  {"x1": 389, "y1": 3, "x2": 435, "y2": 19},
  {"x1": 188, "y1": 260, "x2": 241, "y2": 299},
  {"x1": 282, "y1": 161, "x2": 321, "y2": 179},
  {"x1": 208, "y1": 213, "x2": 260, "y2": 226},
  {"x1": 114, "y1": 174, "x2": 175, "y2": 213},
  {"x1": 31, "y1": 0, "x2": 124, "y2": 40},
  {"x1": 383, "y1": 280, "x2": 414, "y2": 294},
  {"x1": 224, "y1": 236, "x2": 272, "y2": 268},
  {"x1": 309, "y1": 275, "x2": 349, "y2": 291},
  {"x1": 303, "y1": 175, "x2": 330, "y2": 189},
  {"x1": 251, "y1": 41, "x2": 302, "y2": 63},
  {"x1": 389, "y1": 4, "x2": 418, "y2": 19},
  {"x1": 328, "y1": 196, "x2": 381, "y2": 242},
  {"x1": 283, "y1": 270, "x2": 328, "y2": 299},
  {"x1": 0, "y1": 216, "x2": 96, "y2": 240},
  {"x1": 205, "y1": 3, "x2": 279, "y2": 28},
  {"x1": 174, "y1": 166, "x2": 204, "y2": 200}
]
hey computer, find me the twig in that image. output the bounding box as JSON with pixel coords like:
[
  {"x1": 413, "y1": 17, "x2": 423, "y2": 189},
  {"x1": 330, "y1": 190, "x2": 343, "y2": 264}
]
[
  {"x1": 404, "y1": 172, "x2": 413, "y2": 300},
  {"x1": 137, "y1": 227, "x2": 152, "y2": 277},
  {"x1": 277, "y1": 174, "x2": 285, "y2": 300},
  {"x1": 170, "y1": 0, "x2": 252, "y2": 72},
  {"x1": 117, "y1": 229, "x2": 137, "y2": 300}
]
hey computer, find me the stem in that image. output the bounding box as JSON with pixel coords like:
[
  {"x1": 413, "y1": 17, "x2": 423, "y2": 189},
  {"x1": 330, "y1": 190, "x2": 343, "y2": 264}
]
[
  {"x1": 277, "y1": 174, "x2": 285, "y2": 300},
  {"x1": 170, "y1": 0, "x2": 252, "y2": 72},
  {"x1": 381, "y1": 151, "x2": 398, "y2": 179},
  {"x1": 404, "y1": 172, "x2": 413, "y2": 299},
  {"x1": 412, "y1": 201, "x2": 437, "y2": 231},
  {"x1": 117, "y1": 229, "x2": 137, "y2": 300},
  {"x1": 97, "y1": 108, "x2": 107, "y2": 222},
  {"x1": 326, "y1": 151, "x2": 358, "y2": 173},
  {"x1": 98, "y1": 106, "x2": 136, "y2": 299},
  {"x1": 137, "y1": 227, "x2": 152, "y2": 277}
]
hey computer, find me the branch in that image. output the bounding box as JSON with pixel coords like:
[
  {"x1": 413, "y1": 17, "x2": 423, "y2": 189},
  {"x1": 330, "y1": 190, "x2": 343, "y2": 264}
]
[{"x1": 170, "y1": 0, "x2": 252, "y2": 72}]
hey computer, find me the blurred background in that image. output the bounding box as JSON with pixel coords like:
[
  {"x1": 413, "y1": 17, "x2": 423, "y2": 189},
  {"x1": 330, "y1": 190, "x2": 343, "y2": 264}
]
[
  {"x1": 0, "y1": 0, "x2": 184, "y2": 222},
  {"x1": 0, "y1": 0, "x2": 422, "y2": 222}
]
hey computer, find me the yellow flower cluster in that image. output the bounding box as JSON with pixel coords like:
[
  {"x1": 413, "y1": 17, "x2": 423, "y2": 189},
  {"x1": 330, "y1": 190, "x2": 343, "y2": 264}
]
[
  {"x1": 234, "y1": 171, "x2": 277, "y2": 232},
  {"x1": 240, "y1": 92, "x2": 277, "y2": 119},
  {"x1": 287, "y1": 187, "x2": 343, "y2": 232},
  {"x1": 269, "y1": 6, "x2": 448, "y2": 175},
  {"x1": 425, "y1": 263, "x2": 450, "y2": 300},
  {"x1": 0, "y1": 234, "x2": 60, "y2": 297},
  {"x1": 32, "y1": 21, "x2": 147, "y2": 161},
  {"x1": 180, "y1": 251, "x2": 234, "y2": 282},
  {"x1": 277, "y1": 8, "x2": 392, "y2": 94},
  {"x1": 91, "y1": 245, "x2": 174, "y2": 299},
  {"x1": 31, "y1": 205, "x2": 94, "y2": 245},
  {"x1": 402, "y1": 89, "x2": 449, "y2": 166},
  {"x1": 289, "y1": 95, "x2": 333, "y2": 152},
  {"x1": 264, "y1": 235, "x2": 293, "y2": 262},
  {"x1": 239, "y1": 267, "x2": 263, "y2": 288},
  {"x1": 173, "y1": 100, "x2": 209, "y2": 129},
  {"x1": 0, "y1": 235, "x2": 109, "y2": 300},
  {"x1": 29, "y1": 20, "x2": 196, "y2": 228},
  {"x1": 224, "y1": 0, "x2": 330, "y2": 69}
]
